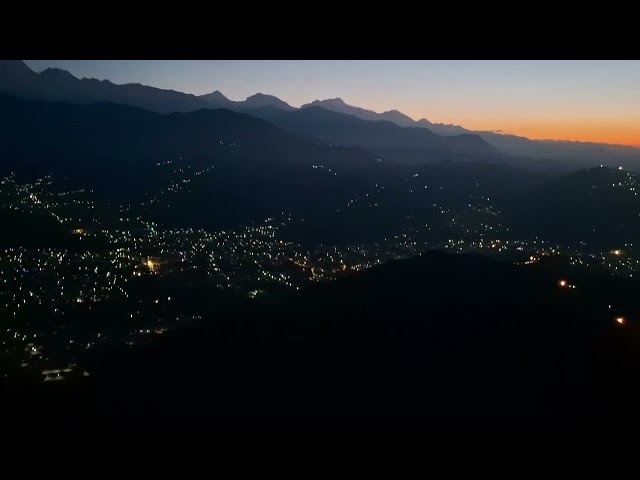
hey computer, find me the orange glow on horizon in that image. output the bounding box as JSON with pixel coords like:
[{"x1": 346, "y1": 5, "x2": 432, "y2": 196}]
[
  {"x1": 502, "y1": 124, "x2": 640, "y2": 148},
  {"x1": 449, "y1": 120, "x2": 640, "y2": 148},
  {"x1": 399, "y1": 109, "x2": 640, "y2": 148}
]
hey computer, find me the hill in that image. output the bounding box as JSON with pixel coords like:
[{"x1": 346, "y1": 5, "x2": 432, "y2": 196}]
[
  {"x1": 506, "y1": 166, "x2": 640, "y2": 246},
  {"x1": 0, "y1": 61, "x2": 295, "y2": 115},
  {"x1": 247, "y1": 105, "x2": 496, "y2": 165},
  {"x1": 4, "y1": 93, "x2": 639, "y2": 249},
  {"x1": 301, "y1": 97, "x2": 469, "y2": 136},
  {"x1": 20, "y1": 250, "x2": 640, "y2": 420},
  {"x1": 0, "y1": 60, "x2": 206, "y2": 114},
  {"x1": 301, "y1": 97, "x2": 640, "y2": 169},
  {"x1": 0, "y1": 94, "x2": 397, "y2": 231},
  {"x1": 199, "y1": 91, "x2": 296, "y2": 111}
]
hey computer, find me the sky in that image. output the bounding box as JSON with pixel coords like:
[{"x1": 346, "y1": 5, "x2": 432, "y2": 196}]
[{"x1": 24, "y1": 60, "x2": 640, "y2": 147}]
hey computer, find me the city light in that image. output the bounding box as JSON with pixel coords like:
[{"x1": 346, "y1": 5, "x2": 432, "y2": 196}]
[{"x1": 3, "y1": 166, "x2": 640, "y2": 389}]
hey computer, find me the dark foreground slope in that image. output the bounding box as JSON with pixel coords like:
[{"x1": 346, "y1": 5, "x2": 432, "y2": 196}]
[{"x1": 10, "y1": 251, "x2": 640, "y2": 420}]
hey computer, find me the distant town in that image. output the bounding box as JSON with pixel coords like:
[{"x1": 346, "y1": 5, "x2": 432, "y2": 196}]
[{"x1": 2, "y1": 166, "x2": 639, "y2": 383}]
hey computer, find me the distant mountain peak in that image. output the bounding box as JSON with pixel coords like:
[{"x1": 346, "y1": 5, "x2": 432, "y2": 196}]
[
  {"x1": 199, "y1": 90, "x2": 233, "y2": 107},
  {"x1": 201, "y1": 90, "x2": 228, "y2": 100},
  {"x1": 246, "y1": 92, "x2": 272, "y2": 99},
  {"x1": 39, "y1": 67, "x2": 77, "y2": 81},
  {"x1": 320, "y1": 98, "x2": 346, "y2": 105},
  {"x1": 299, "y1": 98, "x2": 474, "y2": 136},
  {"x1": 302, "y1": 98, "x2": 424, "y2": 129},
  {"x1": 242, "y1": 93, "x2": 294, "y2": 110},
  {"x1": 379, "y1": 110, "x2": 416, "y2": 127}
]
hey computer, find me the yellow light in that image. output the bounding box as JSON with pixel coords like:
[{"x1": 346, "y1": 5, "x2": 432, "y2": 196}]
[
  {"x1": 559, "y1": 280, "x2": 567, "y2": 287},
  {"x1": 616, "y1": 317, "x2": 625, "y2": 325},
  {"x1": 529, "y1": 256, "x2": 535, "y2": 261}
]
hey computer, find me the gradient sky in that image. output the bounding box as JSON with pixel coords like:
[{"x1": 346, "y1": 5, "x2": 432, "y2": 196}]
[{"x1": 24, "y1": 60, "x2": 640, "y2": 147}]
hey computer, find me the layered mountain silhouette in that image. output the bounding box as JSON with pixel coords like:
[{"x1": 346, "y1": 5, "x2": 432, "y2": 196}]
[
  {"x1": 0, "y1": 61, "x2": 295, "y2": 115},
  {"x1": 3, "y1": 60, "x2": 639, "y2": 170},
  {"x1": 300, "y1": 97, "x2": 640, "y2": 166},
  {"x1": 0, "y1": 61, "x2": 206, "y2": 113},
  {"x1": 246, "y1": 105, "x2": 496, "y2": 165},
  {"x1": 0, "y1": 62, "x2": 500, "y2": 167},
  {"x1": 3, "y1": 92, "x2": 637, "y2": 246},
  {"x1": 200, "y1": 91, "x2": 295, "y2": 111},
  {"x1": 301, "y1": 97, "x2": 469, "y2": 135},
  {"x1": 197, "y1": 90, "x2": 235, "y2": 108},
  {"x1": 0, "y1": 93, "x2": 396, "y2": 231}
]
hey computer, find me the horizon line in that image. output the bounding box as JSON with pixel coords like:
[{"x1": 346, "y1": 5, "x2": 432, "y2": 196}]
[{"x1": 23, "y1": 60, "x2": 640, "y2": 150}]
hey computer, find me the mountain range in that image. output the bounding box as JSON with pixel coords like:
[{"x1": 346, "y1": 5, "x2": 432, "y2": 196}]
[
  {"x1": 3, "y1": 88, "x2": 640, "y2": 247},
  {"x1": 3, "y1": 60, "x2": 639, "y2": 170},
  {"x1": 201, "y1": 90, "x2": 296, "y2": 111},
  {"x1": 301, "y1": 97, "x2": 469, "y2": 135},
  {"x1": 0, "y1": 92, "x2": 400, "y2": 231},
  {"x1": 298, "y1": 97, "x2": 640, "y2": 166},
  {"x1": 246, "y1": 105, "x2": 497, "y2": 165}
]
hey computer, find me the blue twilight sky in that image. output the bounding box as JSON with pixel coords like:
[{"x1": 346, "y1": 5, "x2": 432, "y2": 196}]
[{"x1": 24, "y1": 60, "x2": 640, "y2": 146}]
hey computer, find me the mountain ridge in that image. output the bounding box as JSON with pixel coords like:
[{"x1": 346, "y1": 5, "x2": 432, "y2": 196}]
[
  {"x1": 246, "y1": 104, "x2": 497, "y2": 165},
  {"x1": 6, "y1": 60, "x2": 640, "y2": 167}
]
